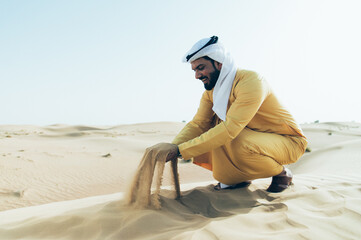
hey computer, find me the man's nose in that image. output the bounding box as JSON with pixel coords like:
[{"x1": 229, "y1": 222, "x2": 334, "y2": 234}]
[{"x1": 195, "y1": 71, "x2": 202, "y2": 79}]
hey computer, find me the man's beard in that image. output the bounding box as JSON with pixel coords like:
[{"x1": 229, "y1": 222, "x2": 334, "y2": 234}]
[{"x1": 203, "y1": 69, "x2": 221, "y2": 90}]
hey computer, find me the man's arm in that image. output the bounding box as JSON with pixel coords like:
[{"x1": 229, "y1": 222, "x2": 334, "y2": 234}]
[
  {"x1": 172, "y1": 91, "x2": 215, "y2": 145},
  {"x1": 178, "y1": 72, "x2": 270, "y2": 160}
]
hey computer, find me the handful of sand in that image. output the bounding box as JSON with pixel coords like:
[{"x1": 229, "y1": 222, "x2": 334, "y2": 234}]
[{"x1": 125, "y1": 143, "x2": 181, "y2": 209}]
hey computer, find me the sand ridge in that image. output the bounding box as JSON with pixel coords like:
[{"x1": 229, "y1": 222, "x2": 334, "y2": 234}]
[{"x1": 0, "y1": 177, "x2": 359, "y2": 239}]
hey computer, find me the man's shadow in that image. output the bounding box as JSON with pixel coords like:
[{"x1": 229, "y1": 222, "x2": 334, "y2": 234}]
[
  {"x1": 159, "y1": 184, "x2": 286, "y2": 218},
  {"x1": 111, "y1": 184, "x2": 288, "y2": 239}
]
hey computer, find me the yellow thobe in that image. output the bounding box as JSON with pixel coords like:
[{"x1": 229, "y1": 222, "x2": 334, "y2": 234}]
[{"x1": 172, "y1": 69, "x2": 307, "y2": 185}]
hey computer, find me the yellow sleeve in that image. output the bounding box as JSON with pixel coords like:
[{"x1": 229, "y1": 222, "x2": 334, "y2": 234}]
[
  {"x1": 178, "y1": 72, "x2": 269, "y2": 160},
  {"x1": 172, "y1": 91, "x2": 214, "y2": 145}
]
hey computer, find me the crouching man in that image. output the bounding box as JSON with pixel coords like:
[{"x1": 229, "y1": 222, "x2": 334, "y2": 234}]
[{"x1": 164, "y1": 36, "x2": 307, "y2": 192}]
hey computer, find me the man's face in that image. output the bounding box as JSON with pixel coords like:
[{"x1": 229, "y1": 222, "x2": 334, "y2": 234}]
[{"x1": 191, "y1": 57, "x2": 221, "y2": 91}]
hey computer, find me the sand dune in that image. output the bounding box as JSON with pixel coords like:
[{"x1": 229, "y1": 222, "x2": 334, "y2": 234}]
[{"x1": 0, "y1": 122, "x2": 360, "y2": 239}]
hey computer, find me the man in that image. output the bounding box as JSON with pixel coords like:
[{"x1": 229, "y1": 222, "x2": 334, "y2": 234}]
[{"x1": 165, "y1": 36, "x2": 307, "y2": 192}]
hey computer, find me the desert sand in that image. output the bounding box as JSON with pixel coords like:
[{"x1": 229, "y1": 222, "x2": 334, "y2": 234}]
[{"x1": 0, "y1": 121, "x2": 360, "y2": 239}]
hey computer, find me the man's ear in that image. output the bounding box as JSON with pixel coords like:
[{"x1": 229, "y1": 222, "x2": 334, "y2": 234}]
[{"x1": 215, "y1": 62, "x2": 222, "y2": 71}]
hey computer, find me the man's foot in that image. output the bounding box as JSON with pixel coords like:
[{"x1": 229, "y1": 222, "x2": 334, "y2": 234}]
[
  {"x1": 214, "y1": 181, "x2": 251, "y2": 191},
  {"x1": 266, "y1": 167, "x2": 293, "y2": 193}
]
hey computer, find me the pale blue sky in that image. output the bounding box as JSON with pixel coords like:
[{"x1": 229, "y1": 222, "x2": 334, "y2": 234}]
[{"x1": 1, "y1": 0, "x2": 360, "y2": 125}]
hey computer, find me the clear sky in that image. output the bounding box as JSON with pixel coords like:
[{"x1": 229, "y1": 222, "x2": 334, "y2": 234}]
[{"x1": 1, "y1": 0, "x2": 360, "y2": 125}]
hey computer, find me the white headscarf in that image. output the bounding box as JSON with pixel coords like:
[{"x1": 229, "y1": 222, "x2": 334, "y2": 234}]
[{"x1": 183, "y1": 36, "x2": 237, "y2": 121}]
